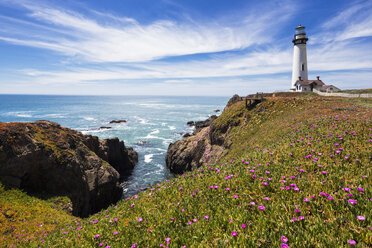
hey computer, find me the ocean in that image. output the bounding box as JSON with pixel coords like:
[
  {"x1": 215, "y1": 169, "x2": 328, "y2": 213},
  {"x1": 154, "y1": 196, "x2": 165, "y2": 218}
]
[{"x1": 0, "y1": 95, "x2": 228, "y2": 197}]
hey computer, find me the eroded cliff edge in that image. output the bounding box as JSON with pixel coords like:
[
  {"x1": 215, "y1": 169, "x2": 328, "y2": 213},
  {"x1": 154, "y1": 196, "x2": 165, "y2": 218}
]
[
  {"x1": 0, "y1": 120, "x2": 138, "y2": 217},
  {"x1": 166, "y1": 95, "x2": 246, "y2": 174}
]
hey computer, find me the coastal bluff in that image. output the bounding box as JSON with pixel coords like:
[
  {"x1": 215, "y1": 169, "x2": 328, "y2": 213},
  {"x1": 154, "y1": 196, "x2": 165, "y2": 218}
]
[
  {"x1": 166, "y1": 96, "x2": 243, "y2": 174},
  {"x1": 0, "y1": 120, "x2": 138, "y2": 217}
]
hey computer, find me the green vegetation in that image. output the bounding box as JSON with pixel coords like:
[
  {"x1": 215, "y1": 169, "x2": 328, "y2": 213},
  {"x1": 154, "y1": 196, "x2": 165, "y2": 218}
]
[
  {"x1": 340, "y1": 88, "x2": 372, "y2": 94},
  {"x1": 0, "y1": 183, "x2": 75, "y2": 247},
  {"x1": 1, "y1": 96, "x2": 371, "y2": 247}
]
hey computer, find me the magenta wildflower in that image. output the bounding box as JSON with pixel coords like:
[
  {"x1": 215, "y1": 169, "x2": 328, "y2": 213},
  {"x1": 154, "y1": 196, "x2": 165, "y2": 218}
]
[
  {"x1": 233, "y1": 195, "x2": 238, "y2": 198},
  {"x1": 241, "y1": 224, "x2": 246, "y2": 228},
  {"x1": 281, "y1": 244, "x2": 290, "y2": 248},
  {"x1": 348, "y1": 199, "x2": 356, "y2": 205},
  {"x1": 357, "y1": 216, "x2": 365, "y2": 221},
  {"x1": 225, "y1": 188, "x2": 230, "y2": 191},
  {"x1": 138, "y1": 218, "x2": 143, "y2": 222},
  {"x1": 204, "y1": 216, "x2": 209, "y2": 219},
  {"x1": 298, "y1": 216, "x2": 304, "y2": 220},
  {"x1": 303, "y1": 198, "x2": 309, "y2": 202},
  {"x1": 281, "y1": 236, "x2": 288, "y2": 243},
  {"x1": 231, "y1": 232, "x2": 237, "y2": 236},
  {"x1": 258, "y1": 206, "x2": 265, "y2": 210},
  {"x1": 348, "y1": 240, "x2": 356, "y2": 245},
  {"x1": 250, "y1": 202, "x2": 256, "y2": 205},
  {"x1": 113, "y1": 231, "x2": 118, "y2": 235},
  {"x1": 356, "y1": 187, "x2": 364, "y2": 192},
  {"x1": 94, "y1": 234, "x2": 100, "y2": 238}
]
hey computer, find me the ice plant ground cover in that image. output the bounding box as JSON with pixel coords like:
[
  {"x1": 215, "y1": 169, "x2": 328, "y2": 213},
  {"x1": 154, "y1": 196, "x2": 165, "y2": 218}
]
[{"x1": 1, "y1": 95, "x2": 371, "y2": 247}]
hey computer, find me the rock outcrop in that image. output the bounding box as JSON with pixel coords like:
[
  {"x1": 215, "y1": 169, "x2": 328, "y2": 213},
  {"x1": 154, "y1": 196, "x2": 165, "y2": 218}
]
[
  {"x1": 109, "y1": 120, "x2": 127, "y2": 124},
  {"x1": 166, "y1": 126, "x2": 224, "y2": 174},
  {"x1": 166, "y1": 95, "x2": 247, "y2": 174},
  {"x1": 187, "y1": 115, "x2": 218, "y2": 135},
  {"x1": 0, "y1": 121, "x2": 138, "y2": 217}
]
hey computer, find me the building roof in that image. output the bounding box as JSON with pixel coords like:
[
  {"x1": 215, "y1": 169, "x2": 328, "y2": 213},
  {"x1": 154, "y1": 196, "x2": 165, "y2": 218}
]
[
  {"x1": 321, "y1": 85, "x2": 340, "y2": 90},
  {"x1": 295, "y1": 80, "x2": 325, "y2": 86}
]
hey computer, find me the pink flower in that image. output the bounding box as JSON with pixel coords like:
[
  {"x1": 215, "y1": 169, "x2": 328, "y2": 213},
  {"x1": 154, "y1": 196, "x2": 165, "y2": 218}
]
[
  {"x1": 204, "y1": 216, "x2": 209, "y2": 219},
  {"x1": 303, "y1": 198, "x2": 309, "y2": 202},
  {"x1": 281, "y1": 236, "x2": 288, "y2": 243},
  {"x1": 241, "y1": 224, "x2": 246, "y2": 228},
  {"x1": 231, "y1": 232, "x2": 237, "y2": 236},
  {"x1": 258, "y1": 206, "x2": 265, "y2": 210},
  {"x1": 348, "y1": 240, "x2": 356, "y2": 245},
  {"x1": 94, "y1": 234, "x2": 100, "y2": 238},
  {"x1": 138, "y1": 218, "x2": 143, "y2": 222},
  {"x1": 357, "y1": 216, "x2": 365, "y2": 221},
  {"x1": 233, "y1": 195, "x2": 238, "y2": 198},
  {"x1": 113, "y1": 231, "x2": 118, "y2": 235}
]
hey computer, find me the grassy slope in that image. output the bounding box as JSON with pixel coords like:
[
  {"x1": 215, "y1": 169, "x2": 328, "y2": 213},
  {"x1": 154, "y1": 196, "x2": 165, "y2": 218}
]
[
  {"x1": 1, "y1": 96, "x2": 371, "y2": 247},
  {"x1": 0, "y1": 183, "x2": 75, "y2": 247}
]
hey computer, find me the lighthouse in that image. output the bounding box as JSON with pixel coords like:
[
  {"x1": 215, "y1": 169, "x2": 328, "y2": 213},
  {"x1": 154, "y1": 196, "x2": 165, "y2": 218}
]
[{"x1": 290, "y1": 24, "x2": 308, "y2": 91}]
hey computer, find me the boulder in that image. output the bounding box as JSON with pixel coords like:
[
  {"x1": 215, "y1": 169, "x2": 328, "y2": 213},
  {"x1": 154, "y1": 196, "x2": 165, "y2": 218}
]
[{"x1": 0, "y1": 121, "x2": 138, "y2": 217}]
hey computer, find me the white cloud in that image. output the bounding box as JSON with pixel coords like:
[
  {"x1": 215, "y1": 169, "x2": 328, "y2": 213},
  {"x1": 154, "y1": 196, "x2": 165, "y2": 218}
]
[
  {"x1": 313, "y1": 1, "x2": 372, "y2": 43},
  {"x1": 0, "y1": 0, "x2": 371, "y2": 95},
  {"x1": 0, "y1": 1, "x2": 294, "y2": 63}
]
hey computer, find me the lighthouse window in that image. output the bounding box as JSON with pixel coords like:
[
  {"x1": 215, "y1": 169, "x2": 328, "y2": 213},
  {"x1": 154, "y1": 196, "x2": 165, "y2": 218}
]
[{"x1": 302, "y1": 64, "x2": 305, "y2": 71}]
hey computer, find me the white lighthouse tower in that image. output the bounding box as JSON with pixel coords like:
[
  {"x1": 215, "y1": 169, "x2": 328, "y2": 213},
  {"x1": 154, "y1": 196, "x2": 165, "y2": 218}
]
[{"x1": 290, "y1": 24, "x2": 308, "y2": 91}]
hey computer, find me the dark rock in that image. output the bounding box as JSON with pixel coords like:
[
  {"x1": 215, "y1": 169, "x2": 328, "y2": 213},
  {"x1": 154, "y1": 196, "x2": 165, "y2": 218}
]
[
  {"x1": 187, "y1": 121, "x2": 195, "y2": 126},
  {"x1": 109, "y1": 120, "x2": 127, "y2": 124},
  {"x1": 183, "y1": 133, "x2": 191, "y2": 138},
  {"x1": 193, "y1": 115, "x2": 217, "y2": 135},
  {"x1": 214, "y1": 109, "x2": 220, "y2": 112},
  {"x1": 0, "y1": 121, "x2": 138, "y2": 217},
  {"x1": 99, "y1": 126, "x2": 112, "y2": 129}
]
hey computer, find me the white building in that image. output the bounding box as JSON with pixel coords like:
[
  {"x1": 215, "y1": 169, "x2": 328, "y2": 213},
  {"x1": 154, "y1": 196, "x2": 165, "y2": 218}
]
[
  {"x1": 290, "y1": 25, "x2": 340, "y2": 92},
  {"x1": 291, "y1": 24, "x2": 308, "y2": 91}
]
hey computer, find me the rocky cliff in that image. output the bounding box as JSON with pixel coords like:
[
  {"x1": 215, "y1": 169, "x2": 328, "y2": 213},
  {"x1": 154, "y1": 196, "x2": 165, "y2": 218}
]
[
  {"x1": 0, "y1": 121, "x2": 138, "y2": 217},
  {"x1": 166, "y1": 95, "x2": 251, "y2": 174}
]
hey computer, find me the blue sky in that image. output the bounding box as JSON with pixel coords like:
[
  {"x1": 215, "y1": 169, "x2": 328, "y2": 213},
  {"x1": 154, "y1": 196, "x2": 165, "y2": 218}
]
[{"x1": 0, "y1": 0, "x2": 371, "y2": 96}]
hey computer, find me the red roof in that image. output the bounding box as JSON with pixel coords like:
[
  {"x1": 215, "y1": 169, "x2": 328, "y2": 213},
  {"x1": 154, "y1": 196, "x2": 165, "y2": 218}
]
[
  {"x1": 321, "y1": 85, "x2": 339, "y2": 90},
  {"x1": 296, "y1": 80, "x2": 325, "y2": 86}
]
